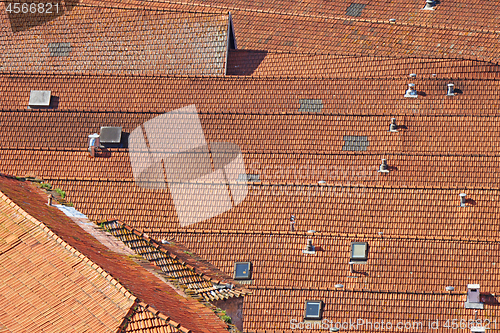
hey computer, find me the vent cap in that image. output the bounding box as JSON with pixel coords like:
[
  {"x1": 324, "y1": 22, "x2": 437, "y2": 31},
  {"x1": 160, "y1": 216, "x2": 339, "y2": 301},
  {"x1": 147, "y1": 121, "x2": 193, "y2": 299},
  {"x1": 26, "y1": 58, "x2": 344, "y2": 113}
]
[
  {"x1": 404, "y1": 83, "x2": 418, "y2": 98},
  {"x1": 423, "y1": 0, "x2": 436, "y2": 10}
]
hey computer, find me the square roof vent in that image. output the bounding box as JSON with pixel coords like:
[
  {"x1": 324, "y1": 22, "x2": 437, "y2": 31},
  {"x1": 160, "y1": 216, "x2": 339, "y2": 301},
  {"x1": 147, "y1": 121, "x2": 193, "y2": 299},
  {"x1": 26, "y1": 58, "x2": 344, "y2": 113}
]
[
  {"x1": 350, "y1": 242, "x2": 368, "y2": 263},
  {"x1": 304, "y1": 300, "x2": 323, "y2": 320},
  {"x1": 99, "y1": 127, "x2": 122, "y2": 143},
  {"x1": 343, "y1": 135, "x2": 369, "y2": 151},
  {"x1": 346, "y1": 3, "x2": 366, "y2": 17},
  {"x1": 299, "y1": 99, "x2": 323, "y2": 112},
  {"x1": 48, "y1": 42, "x2": 72, "y2": 57},
  {"x1": 29, "y1": 90, "x2": 51, "y2": 107},
  {"x1": 234, "y1": 262, "x2": 251, "y2": 280}
]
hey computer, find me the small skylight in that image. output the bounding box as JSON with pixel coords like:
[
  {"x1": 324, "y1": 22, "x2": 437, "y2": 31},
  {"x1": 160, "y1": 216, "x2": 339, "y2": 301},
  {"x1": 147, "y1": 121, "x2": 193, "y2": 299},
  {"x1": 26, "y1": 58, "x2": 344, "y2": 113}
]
[
  {"x1": 304, "y1": 300, "x2": 323, "y2": 320},
  {"x1": 234, "y1": 262, "x2": 251, "y2": 280},
  {"x1": 29, "y1": 90, "x2": 51, "y2": 107},
  {"x1": 238, "y1": 174, "x2": 260, "y2": 182},
  {"x1": 350, "y1": 242, "x2": 368, "y2": 262}
]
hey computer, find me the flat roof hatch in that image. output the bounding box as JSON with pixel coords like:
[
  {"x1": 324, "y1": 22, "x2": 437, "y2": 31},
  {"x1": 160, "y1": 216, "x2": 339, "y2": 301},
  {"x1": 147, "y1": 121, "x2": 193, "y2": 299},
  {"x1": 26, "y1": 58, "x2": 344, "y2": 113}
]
[
  {"x1": 100, "y1": 127, "x2": 122, "y2": 143},
  {"x1": 29, "y1": 90, "x2": 51, "y2": 107}
]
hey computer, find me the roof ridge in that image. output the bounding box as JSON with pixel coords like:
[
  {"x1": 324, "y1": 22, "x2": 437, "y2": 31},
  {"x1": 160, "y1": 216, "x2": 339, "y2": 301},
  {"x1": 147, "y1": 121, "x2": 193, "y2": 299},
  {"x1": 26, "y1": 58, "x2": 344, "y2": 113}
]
[
  {"x1": 117, "y1": 300, "x2": 192, "y2": 333},
  {"x1": 0, "y1": 188, "x2": 138, "y2": 303},
  {"x1": 246, "y1": 285, "x2": 468, "y2": 296},
  {"x1": 157, "y1": 227, "x2": 500, "y2": 245},
  {"x1": 109, "y1": 220, "x2": 251, "y2": 294}
]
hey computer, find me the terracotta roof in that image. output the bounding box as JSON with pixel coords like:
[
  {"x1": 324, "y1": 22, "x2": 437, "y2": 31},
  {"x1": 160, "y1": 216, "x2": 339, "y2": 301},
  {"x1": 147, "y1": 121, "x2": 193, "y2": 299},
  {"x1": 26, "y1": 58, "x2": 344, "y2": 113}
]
[
  {"x1": 0, "y1": 175, "x2": 231, "y2": 333},
  {"x1": 1, "y1": 6, "x2": 231, "y2": 76},
  {"x1": 0, "y1": 177, "x2": 136, "y2": 332},
  {"x1": 123, "y1": 303, "x2": 189, "y2": 333}
]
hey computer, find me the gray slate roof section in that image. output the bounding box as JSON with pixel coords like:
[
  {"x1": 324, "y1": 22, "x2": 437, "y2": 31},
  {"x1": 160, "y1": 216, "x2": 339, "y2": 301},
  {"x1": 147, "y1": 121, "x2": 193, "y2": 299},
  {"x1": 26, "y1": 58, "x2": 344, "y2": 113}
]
[
  {"x1": 343, "y1": 135, "x2": 369, "y2": 151},
  {"x1": 346, "y1": 3, "x2": 366, "y2": 17},
  {"x1": 48, "y1": 42, "x2": 71, "y2": 57},
  {"x1": 299, "y1": 99, "x2": 323, "y2": 112}
]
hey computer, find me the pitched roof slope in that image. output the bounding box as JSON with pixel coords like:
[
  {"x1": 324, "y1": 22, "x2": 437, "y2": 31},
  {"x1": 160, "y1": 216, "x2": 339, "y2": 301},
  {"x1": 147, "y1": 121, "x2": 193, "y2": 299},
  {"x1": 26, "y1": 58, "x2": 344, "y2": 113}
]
[
  {"x1": 227, "y1": 51, "x2": 500, "y2": 78},
  {"x1": 142, "y1": 0, "x2": 500, "y2": 33},
  {"x1": 3, "y1": 75, "x2": 500, "y2": 114},
  {"x1": 0, "y1": 175, "x2": 230, "y2": 333},
  {"x1": 1, "y1": 6, "x2": 230, "y2": 76},
  {"x1": 0, "y1": 180, "x2": 136, "y2": 332},
  {"x1": 105, "y1": 0, "x2": 500, "y2": 63}
]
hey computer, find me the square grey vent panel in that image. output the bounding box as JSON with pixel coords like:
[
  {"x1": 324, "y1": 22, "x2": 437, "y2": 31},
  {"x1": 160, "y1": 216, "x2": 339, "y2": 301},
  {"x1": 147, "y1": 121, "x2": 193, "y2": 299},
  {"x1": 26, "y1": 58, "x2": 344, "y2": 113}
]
[
  {"x1": 343, "y1": 135, "x2": 369, "y2": 151},
  {"x1": 100, "y1": 127, "x2": 122, "y2": 143},
  {"x1": 299, "y1": 99, "x2": 323, "y2": 112},
  {"x1": 346, "y1": 3, "x2": 366, "y2": 17},
  {"x1": 48, "y1": 42, "x2": 71, "y2": 57},
  {"x1": 29, "y1": 90, "x2": 51, "y2": 106},
  {"x1": 238, "y1": 174, "x2": 260, "y2": 182}
]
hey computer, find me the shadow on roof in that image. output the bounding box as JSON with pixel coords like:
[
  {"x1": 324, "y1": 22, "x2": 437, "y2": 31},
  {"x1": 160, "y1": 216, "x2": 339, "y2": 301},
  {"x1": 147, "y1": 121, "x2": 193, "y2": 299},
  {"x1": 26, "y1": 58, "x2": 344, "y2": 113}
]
[
  {"x1": 6, "y1": 0, "x2": 79, "y2": 33},
  {"x1": 226, "y1": 49, "x2": 268, "y2": 76}
]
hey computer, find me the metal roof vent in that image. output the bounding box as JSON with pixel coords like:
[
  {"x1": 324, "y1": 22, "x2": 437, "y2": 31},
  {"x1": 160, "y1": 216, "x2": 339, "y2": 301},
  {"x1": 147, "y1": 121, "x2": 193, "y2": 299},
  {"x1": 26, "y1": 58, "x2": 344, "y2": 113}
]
[
  {"x1": 445, "y1": 286, "x2": 455, "y2": 291},
  {"x1": 88, "y1": 133, "x2": 100, "y2": 157},
  {"x1": 378, "y1": 159, "x2": 390, "y2": 173},
  {"x1": 409, "y1": 73, "x2": 417, "y2": 78},
  {"x1": 302, "y1": 239, "x2": 316, "y2": 254},
  {"x1": 465, "y1": 284, "x2": 484, "y2": 309},
  {"x1": 471, "y1": 327, "x2": 486, "y2": 333},
  {"x1": 100, "y1": 127, "x2": 122, "y2": 144},
  {"x1": 334, "y1": 284, "x2": 344, "y2": 288},
  {"x1": 404, "y1": 83, "x2": 418, "y2": 98},
  {"x1": 290, "y1": 215, "x2": 296, "y2": 231},
  {"x1": 29, "y1": 90, "x2": 51, "y2": 107},
  {"x1": 447, "y1": 83, "x2": 455, "y2": 96},
  {"x1": 459, "y1": 193, "x2": 467, "y2": 207},
  {"x1": 422, "y1": 0, "x2": 436, "y2": 10},
  {"x1": 389, "y1": 118, "x2": 398, "y2": 132}
]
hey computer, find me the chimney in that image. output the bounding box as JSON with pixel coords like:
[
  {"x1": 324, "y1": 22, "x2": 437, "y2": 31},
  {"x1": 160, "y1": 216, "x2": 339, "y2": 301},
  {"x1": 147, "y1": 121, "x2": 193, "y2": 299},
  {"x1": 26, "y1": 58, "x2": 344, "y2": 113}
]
[
  {"x1": 447, "y1": 83, "x2": 455, "y2": 96},
  {"x1": 88, "y1": 133, "x2": 100, "y2": 157},
  {"x1": 306, "y1": 239, "x2": 314, "y2": 252},
  {"x1": 389, "y1": 118, "x2": 398, "y2": 132},
  {"x1": 465, "y1": 284, "x2": 484, "y2": 309},
  {"x1": 378, "y1": 159, "x2": 390, "y2": 173},
  {"x1": 47, "y1": 195, "x2": 52, "y2": 206},
  {"x1": 423, "y1": 0, "x2": 436, "y2": 10},
  {"x1": 459, "y1": 193, "x2": 467, "y2": 207},
  {"x1": 404, "y1": 83, "x2": 418, "y2": 98}
]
